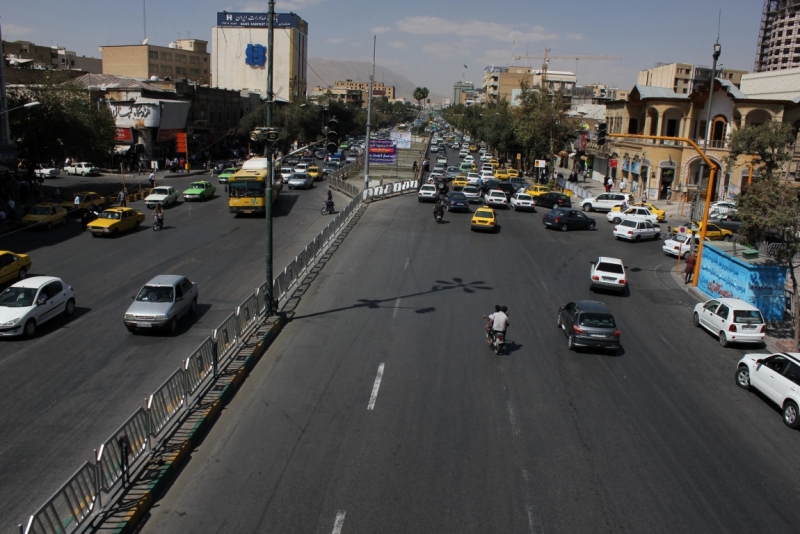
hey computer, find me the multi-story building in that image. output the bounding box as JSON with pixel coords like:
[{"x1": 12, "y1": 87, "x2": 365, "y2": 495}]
[
  {"x1": 3, "y1": 40, "x2": 101, "y2": 73},
  {"x1": 211, "y1": 12, "x2": 308, "y2": 102},
  {"x1": 308, "y1": 85, "x2": 363, "y2": 107},
  {"x1": 100, "y1": 40, "x2": 210, "y2": 85},
  {"x1": 755, "y1": 0, "x2": 800, "y2": 71},
  {"x1": 495, "y1": 67, "x2": 576, "y2": 105},
  {"x1": 483, "y1": 66, "x2": 508, "y2": 102},
  {"x1": 331, "y1": 80, "x2": 395, "y2": 103},
  {"x1": 585, "y1": 74, "x2": 800, "y2": 203},
  {"x1": 453, "y1": 81, "x2": 474, "y2": 106},
  {"x1": 637, "y1": 62, "x2": 748, "y2": 94}
]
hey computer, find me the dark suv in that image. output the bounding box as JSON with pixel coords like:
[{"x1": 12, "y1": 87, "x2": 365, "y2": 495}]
[
  {"x1": 480, "y1": 179, "x2": 516, "y2": 199},
  {"x1": 534, "y1": 192, "x2": 572, "y2": 209},
  {"x1": 557, "y1": 300, "x2": 621, "y2": 353}
]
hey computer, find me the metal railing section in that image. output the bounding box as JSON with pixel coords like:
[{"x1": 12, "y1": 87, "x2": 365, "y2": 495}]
[
  {"x1": 23, "y1": 462, "x2": 97, "y2": 534},
  {"x1": 96, "y1": 408, "x2": 149, "y2": 493},
  {"x1": 236, "y1": 293, "x2": 259, "y2": 337},
  {"x1": 185, "y1": 337, "x2": 216, "y2": 395},
  {"x1": 256, "y1": 282, "x2": 269, "y2": 315},
  {"x1": 148, "y1": 369, "x2": 187, "y2": 437},
  {"x1": 213, "y1": 312, "x2": 239, "y2": 363}
]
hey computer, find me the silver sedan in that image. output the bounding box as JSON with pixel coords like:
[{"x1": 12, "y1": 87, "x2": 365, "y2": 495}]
[{"x1": 287, "y1": 173, "x2": 313, "y2": 190}]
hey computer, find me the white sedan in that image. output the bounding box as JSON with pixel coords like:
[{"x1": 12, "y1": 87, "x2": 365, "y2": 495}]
[
  {"x1": 418, "y1": 184, "x2": 438, "y2": 202},
  {"x1": 662, "y1": 233, "x2": 707, "y2": 258},
  {"x1": 464, "y1": 155, "x2": 475, "y2": 163},
  {"x1": 34, "y1": 167, "x2": 61, "y2": 178},
  {"x1": 736, "y1": 352, "x2": 800, "y2": 429},
  {"x1": 510, "y1": 192, "x2": 536, "y2": 211},
  {"x1": 483, "y1": 189, "x2": 508, "y2": 208},
  {"x1": 590, "y1": 257, "x2": 627, "y2": 293},
  {"x1": 693, "y1": 298, "x2": 765, "y2": 347},
  {"x1": 437, "y1": 155, "x2": 448, "y2": 165},
  {"x1": 0, "y1": 276, "x2": 76, "y2": 337},
  {"x1": 462, "y1": 186, "x2": 481, "y2": 203},
  {"x1": 145, "y1": 186, "x2": 179, "y2": 208},
  {"x1": 459, "y1": 150, "x2": 468, "y2": 158},
  {"x1": 466, "y1": 173, "x2": 481, "y2": 185},
  {"x1": 430, "y1": 145, "x2": 439, "y2": 153},
  {"x1": 613, "y1": 220, "x2": 661, "y2": 241},
  {"x1": 606, "y1": 207, "x2": 659, "y2": 225}
]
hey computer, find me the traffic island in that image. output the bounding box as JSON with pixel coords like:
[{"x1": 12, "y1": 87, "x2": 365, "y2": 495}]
[{"x1": 90, "y1": 314, "x2": 286, "y2": 534}]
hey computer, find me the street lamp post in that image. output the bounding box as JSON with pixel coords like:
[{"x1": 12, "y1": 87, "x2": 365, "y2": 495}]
[
  {"x1": 693, "y1": 40, "x2": 721, "y2": 222},
  {"x1": 265, "y1": 0, "x2": 276, "y2": 316},
  {"x1": 0, "y1": 102, "x2": 41, "y2": 116}
]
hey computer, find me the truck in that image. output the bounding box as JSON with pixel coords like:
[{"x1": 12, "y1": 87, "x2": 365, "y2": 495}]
[
  {"x1": 228, "y1": 158, "x2": 282, "y2": 215},
  {"x1": 64, "y1": 162, "x2": 99, "y2": 176}
]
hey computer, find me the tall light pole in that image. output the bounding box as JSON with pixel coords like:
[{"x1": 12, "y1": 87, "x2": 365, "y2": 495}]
[
  {"x1": 0, "y1": 19, "x2": 11, "y2": 147},
  {"x1": 363, "y1": 36, "x2": 376, "y2": 189},
  {"x1": 265, "y1": 0, "x2": 276, "y2": 316},
  {"x1": 693, "y1": 40, "x2": 721, "y2": 221}
]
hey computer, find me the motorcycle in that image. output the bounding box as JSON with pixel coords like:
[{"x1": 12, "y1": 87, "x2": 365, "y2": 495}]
[
  {"x1": 80, "y1": 206, "x2": 100, "y2": 230},
  {"x1": 486, "y1": 327, "x2": 505, "y2": 355},
  {"x1": 153, "y1": 214, "x2": 163, "y2": 231},
  {"x1": 320, "y1": 200, "x2": 335, "y2": 215},
  {"x1": 434, "y1": 209, "x2": 444, "y2": 223}
]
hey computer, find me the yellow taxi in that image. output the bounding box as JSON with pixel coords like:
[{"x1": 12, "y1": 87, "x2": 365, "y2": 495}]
[
  {"x1": 0, "y1": 250, "x2": 32, "y2": 284},
  {"x1": 469, "y1": 144, "x2": 479, "y2": 153},
  {"x1": 494, "y1": 168, "x2": 510, "y2": 180},
  {"x1": 525, "y1": 185, "x2": 551, "y2": 198},
  {"x1": 307, "y1": 165, "x2": 321, "y2": 181},
  {"x1": 22, "y1": 203, "x2": 68, "y2": 230},
  {"x1": 489, "y1": 159, "x2": 499, "y2": 169},
  {"x1": 86, "y1": 207, "x2": 145, "y2": 237},
  {"x1": 452, "y1": 175, "x2": 470, "y2": 189},
  {"x1": 506, "y1": 168, "x2": 519, "y2": 178},
  {"x1": 60, "y1": 191, "x2": 106, "y2": 213},
  {"x1": 471, "y1": 207, "x2": 497, "y2": 232},
  {"x1": 610, "y1": 201, "x2": 666, "y2": 221},
  {"x1": 692, "y1": 222, "x2": 734, "y2": 241}
]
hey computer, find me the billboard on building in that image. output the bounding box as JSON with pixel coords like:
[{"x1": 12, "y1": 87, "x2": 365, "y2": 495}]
[
  {"x1": 390, "y1": 131, "x2": 412, "y2": 149},
  {"x1": 216, "y1": 12, "x2": 301, "y2": 29}
]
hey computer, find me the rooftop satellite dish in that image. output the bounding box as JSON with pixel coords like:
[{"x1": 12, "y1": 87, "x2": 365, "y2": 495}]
[{"x1": 142, "y1": 38, "x2": 149, "y2": 45}]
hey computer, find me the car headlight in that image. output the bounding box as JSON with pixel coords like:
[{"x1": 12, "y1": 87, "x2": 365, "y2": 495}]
[
  {"x1": 124, "y1": 313, "x2": 136, "y2": 320},
  {"x1": 154, "y1": 315, "x2": 168, "y2": 321},
  {"x1": 0, "y1": 318, "x2": 21, "y2": 326},
  {"x1": 103, "y1": 228, "x2": 110, "y2": 233}
]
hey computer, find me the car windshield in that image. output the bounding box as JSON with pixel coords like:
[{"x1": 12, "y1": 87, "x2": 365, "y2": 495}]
[
  {"x1": 463, "y1": 187, "x2": 478, "y2": 194},
  {"x1": 229, "y1": 181, "x2": 265, "y2": 198},
  {"x1": 475, "y1": 211, "x2": 493, "y2": 218},
  {"x1": 733, "y1": 309, "x2": 764, "y2": 324},
  {"x1": 450, "y1": 192, "x2": 466, "y2": 200},
  {"x1": 621, "y1": 220, "x2": 637, "y2": 228},
  {"x1": 578, "y1": 313, "x2": 616, "y2": 328},
  {"x1": 99, "y1": 211, "x2": 121, "y2": 220},
  {"x1": 151, "y1": 188, "x2": 170, "y2": 195},
  {"x1": 136, "y1": 285, "x2": 174, "y2": 303},
  {"x1": 189, "y1": 183, "x2": 205, "y2": 189},
  {"x1": 0, "y1": 287, "x2": 36, "y2": 307},
  {"x1": 290, "y1": 174, "x2": 308, "y2": 180},
  {"x1": 517, "y1": 194, "x2": 532, "y2": 201},
  {"x1": 596, "y1": 263, "x2": 624, "y2": 274},
  {"x1": 223, "y1": 168, "x2": 237, "y2": 174},
  {"x1": 31, "y1": 206, "x2": 51, "y2": 215}
]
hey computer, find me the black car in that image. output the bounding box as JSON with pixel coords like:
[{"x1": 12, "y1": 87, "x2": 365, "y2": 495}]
[
  {"x1": 445, "y1": 191, "x2": 470, "y2": 212},
  {"x1": 534, "y1": 192, "x2": 572, "y2": 209},
  {"x1": 509, "y1": 178, "x2": 531, "y2": 192},
  {"x1": 542, "y1": 208, "x2": 596, "y2": 231},
  {"x1": 557, "y1": 300, "x2": 621, "y2": 353},
  {"x1": 480, "y1": 179, "x2": 516, "y2": 199},
  {"x1": 709, "y1": 213, "x2": 743, "y2": 233}
]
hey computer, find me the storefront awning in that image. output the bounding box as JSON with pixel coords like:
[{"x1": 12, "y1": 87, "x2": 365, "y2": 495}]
[{"x1": 114, "y1": 145, "x2": 132, "y2": 155}]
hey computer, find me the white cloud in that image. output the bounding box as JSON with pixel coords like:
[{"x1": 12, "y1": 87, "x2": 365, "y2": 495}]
[
  {"x1": 241, "y1": 0, "x2": 325, "y2": 10},
  {"x1": 351, "y1": 42, "x2": 362, "y2": 47},
  {"x1": 387, "y1": 41, "x2": 407, "y2": 49},
  {"x1": 566, "y1": 33, "x2": 586, "y2": 40},
  {"x1": 3, "y1": 23, "x2": 35, "y2": 37},
  {"x1": 422, "y1": 43, "x2": 458, "y2": 60},
  {"x1": 396, "y1": 16, "x2": 557, "y2": 43},
  {"x1": 371, "y1": 26, "x2": 392, "y2": 35},
  {"x1": 326, "y1": 38, "x2": 345, "y2": 44}
]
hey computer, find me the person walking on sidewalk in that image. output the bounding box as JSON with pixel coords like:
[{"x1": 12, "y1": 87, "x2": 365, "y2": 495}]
[
  {"x1": 684, "y1": 252, "x2": 697, "y2": 284},
  {"x1": 118, "y1": 188, "x2": 127, "y2": 207},
  {"x1": 149, "y1": 172, "x2": 156, "y2": 188},
  {"x1": 666, "y1": 185, "x2": 673, "y2": 205}
]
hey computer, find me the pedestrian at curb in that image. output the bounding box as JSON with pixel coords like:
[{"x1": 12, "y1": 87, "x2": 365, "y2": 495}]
[
  {"x1": 149, "y1": 172, "x2": 156, "y2": 188},
  {"x1": 666, "y1": 185, "x2": 673, "y2": 205},
  {"x1": 118, "y1": 188, "x2": 127, "y2": 207},
  {"x1": 684, "y1": 252, "x2": 697, "y2": 284}
]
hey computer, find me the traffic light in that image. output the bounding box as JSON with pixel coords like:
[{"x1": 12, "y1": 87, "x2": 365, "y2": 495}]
[
  {"x1": 326, "y1": 118, "x2": 339, "y2": 154},
  {"x1": 598, "y1": 122, "x2": 607, "y2": 146}
]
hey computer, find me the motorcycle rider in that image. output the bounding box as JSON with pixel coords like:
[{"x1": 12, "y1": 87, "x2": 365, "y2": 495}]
[
  {"x1": 433, "y1": 199, "x2": 445, "y2": 221},
  {"x1": 325, "y1": 190, "x2": 335, "y2": 213},
  {"x1": 483, "y1": 305, "x2": 509, "y2": 345},
  {"x1": 153, "y1": 205, "x2": 164, "y2": 228}
]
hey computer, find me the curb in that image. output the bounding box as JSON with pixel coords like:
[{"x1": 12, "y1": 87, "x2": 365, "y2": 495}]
[{"x1": 102, "y1": 314, "x2": 287, "y2": 533}]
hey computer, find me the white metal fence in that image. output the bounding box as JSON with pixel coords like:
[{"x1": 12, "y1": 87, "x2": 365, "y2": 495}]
[{"x1": 19, "y1": 176, "x2": 366, "y2": 534}]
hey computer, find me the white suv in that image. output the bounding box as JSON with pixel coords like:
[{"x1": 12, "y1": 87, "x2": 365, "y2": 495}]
[
  {"x1": 693, "y1": 298, "x2": 766, "y2": 347},
  {"x1": 736, "y1": 352, "x2": 800, "y2": 429},
  {"x1": 582, "y1": 193, "x2": 633, "y2": 212}
]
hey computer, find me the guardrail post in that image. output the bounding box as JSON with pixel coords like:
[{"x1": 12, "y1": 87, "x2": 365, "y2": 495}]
[
  {"x1": 212, "y1": 342, "x2": 218, "y2": 379},
  {"x1": 94, "y1": 448, "x2": 101, "y2": 509},
  {"x1": 145, "y1": 396, "x2": 152, "y2": 452}
]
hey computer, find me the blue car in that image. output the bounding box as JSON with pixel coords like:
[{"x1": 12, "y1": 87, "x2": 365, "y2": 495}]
[{"x1": 445, "y1": 191, "x2": 470, "y2": 212}]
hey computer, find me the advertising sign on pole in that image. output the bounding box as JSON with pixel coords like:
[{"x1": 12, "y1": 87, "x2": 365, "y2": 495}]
[
  {"x1": 535, "y1": 159, "x2": 547, "y2": 168},
  {"x1": 369, "y1": 139, "x2": 397, "y2": 164},
  {"x1": 390, "y1": 131, "x2": 412, "y2": 149},
  {"x1": 175, "y1": 132, "x2": 188, "y2": 154}
]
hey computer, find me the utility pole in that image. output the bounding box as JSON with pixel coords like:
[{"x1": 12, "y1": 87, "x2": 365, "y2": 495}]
[
  {"x1": 692, "y1": 39, "x2": 721, "y2": 223},
  {"x1": 265, "y1": 0, "x2": 276, "y2": 315},
  {"x1": 0, "y1": 19, "x2": 11, "y2": 147},
  {"x1": 364, "y1": 36, "x2": 376, "y2": 190}
]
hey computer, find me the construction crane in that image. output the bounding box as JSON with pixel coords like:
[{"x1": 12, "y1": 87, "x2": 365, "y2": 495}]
[{"x1": 514, "y1": 48, "x2": 621, "y2": 87}]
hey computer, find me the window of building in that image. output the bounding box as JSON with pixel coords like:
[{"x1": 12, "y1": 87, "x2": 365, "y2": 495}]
[
  {"x1": 149, "y1": 63, "x2": 159, "y2": 74},
  {"x1": 204, "y1": 57, "x2": 207, "y2": 62},
  {"x1": 148, "y1": 50, "x2": 158, "y2": 59},
  {"x1": 190, "y1": 55, "x2": 199, "y2": 64},
  {"x1": 160, "y1": 52, "x2": 172, "y2": 61},
  {"x1": 161, "y1": 65, "x2": 173, "y2": 76},
  {"x1": 190, "y1": 68, "x2": 200, "y2": 76},
  {"x1": 175, "y1": 67, "x2": 186, "y2": 75},
  {"x1": 176, "y1": 54, "x2": 186, "y2": 63}
]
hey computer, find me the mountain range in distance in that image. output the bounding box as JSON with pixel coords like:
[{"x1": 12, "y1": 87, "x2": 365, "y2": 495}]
[{"x1": 307, "y1": 57, "x2": 447, "y2": 103}]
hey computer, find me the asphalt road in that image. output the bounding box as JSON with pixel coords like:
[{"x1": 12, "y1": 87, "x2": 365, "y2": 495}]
[
  {"x1": 137, "y1": 148, "x2": 800, "y2": 533},
  {"x1": 0, "y1": 171, "x2": 349, "y2": 529}
]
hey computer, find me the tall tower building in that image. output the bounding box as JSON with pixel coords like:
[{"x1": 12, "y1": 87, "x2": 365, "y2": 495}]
[{"x1": 754, "y1": 0, "x2": 800, "y2": 72}]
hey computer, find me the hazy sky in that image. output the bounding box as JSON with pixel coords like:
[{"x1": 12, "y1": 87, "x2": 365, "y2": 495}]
[{"x1": 3, "y1": 0, "x2": 763, "y2": 98}]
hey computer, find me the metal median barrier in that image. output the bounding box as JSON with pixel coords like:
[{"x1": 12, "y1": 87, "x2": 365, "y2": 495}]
[
  {"x1": 557, "y1": 178, "x2": 591, "y2": 200},
  {"x1": 20, "y1": 166, "x2": 369, "y2": 533}
]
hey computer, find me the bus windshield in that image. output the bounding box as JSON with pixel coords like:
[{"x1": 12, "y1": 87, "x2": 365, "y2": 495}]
[{"x1": 229, "y1": 181, "x2": 265, "y2": 198}]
